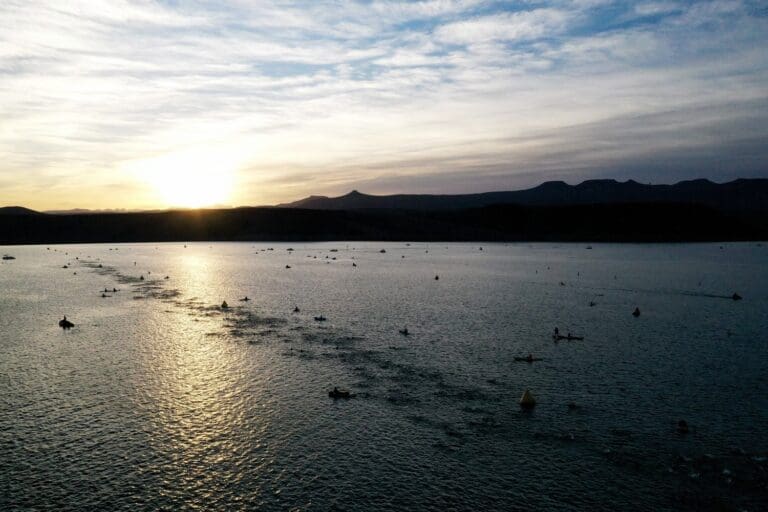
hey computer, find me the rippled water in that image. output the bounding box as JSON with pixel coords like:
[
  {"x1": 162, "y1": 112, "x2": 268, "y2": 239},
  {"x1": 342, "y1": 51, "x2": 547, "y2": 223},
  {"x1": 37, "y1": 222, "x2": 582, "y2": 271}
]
[{"x1": 1, "y1": 242, "x2": 767, "y2": 511}]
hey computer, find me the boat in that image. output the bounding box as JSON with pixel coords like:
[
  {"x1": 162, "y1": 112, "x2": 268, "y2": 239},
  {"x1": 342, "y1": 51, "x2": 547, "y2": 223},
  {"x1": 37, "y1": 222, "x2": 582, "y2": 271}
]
[
  {"x1": 239, "y1": 297, "x2": 250, "y2": 301},
  {"x1": 293, "y1": 306, "x2": 300, "y2": 313},
  {"x1": 514, "y1": 356, "x2": 542, "y2": 362},
  {"x1": 399, "y1": 328, "x2": 409, "y2": 336},
  {"x1": 553, "y1": 334, "x2": 583, "y2": 341},
  {"x1": 2, "y1": 255, "x2": 15, "y2": 260},
  {"x1": 329, "y1": 388, "x2": 353, "y2": 399},
  {"x1": 58, "y1": 316, "x2": 74, "y2": 329},
  {"x1": 732, "y1": 293, "x2": 742, "y2": 301},
  {"x1": 221, "y1": 301, "x2": 229, "y2": 309},
  {"x1": 632, "y1": 307, "x2": 640, "y2": 317},
  {"x1": 314, "y1": 315, "x2": 326, "y2": 322}
]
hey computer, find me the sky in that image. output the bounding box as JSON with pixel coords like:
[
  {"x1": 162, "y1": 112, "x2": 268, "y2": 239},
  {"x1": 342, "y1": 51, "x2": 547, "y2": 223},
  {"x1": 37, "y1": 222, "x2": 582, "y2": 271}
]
[{"x1": 1, "y1": 0, "x2": 767, "y2": 210}]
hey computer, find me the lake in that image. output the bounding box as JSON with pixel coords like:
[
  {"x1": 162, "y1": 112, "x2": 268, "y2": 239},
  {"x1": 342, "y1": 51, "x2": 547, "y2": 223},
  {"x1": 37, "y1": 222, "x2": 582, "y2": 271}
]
[{"x1": 1, "y1": 242, "x2": 767, "y2": 511}]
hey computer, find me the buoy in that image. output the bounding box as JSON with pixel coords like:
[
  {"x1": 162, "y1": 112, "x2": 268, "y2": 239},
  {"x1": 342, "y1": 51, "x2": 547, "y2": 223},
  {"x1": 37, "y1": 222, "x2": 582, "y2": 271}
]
[
  {"x1": 519, "y1": 389, "x2": 536, "y2": 409},
  {"x1": 632, "y1": 307, "x2": 640, "y2": 317}
]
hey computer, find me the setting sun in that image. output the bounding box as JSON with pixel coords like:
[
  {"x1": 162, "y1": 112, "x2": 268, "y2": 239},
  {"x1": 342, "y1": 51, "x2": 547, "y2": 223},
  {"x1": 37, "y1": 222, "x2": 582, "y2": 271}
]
[{"x1": 126, "y1": 149, "x2": 237, "y2": 208}]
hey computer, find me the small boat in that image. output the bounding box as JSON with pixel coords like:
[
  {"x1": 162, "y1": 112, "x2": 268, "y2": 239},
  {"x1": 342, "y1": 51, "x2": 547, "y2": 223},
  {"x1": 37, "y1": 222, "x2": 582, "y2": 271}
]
[
  {"x1": 677, "y1": 419, "x2": 689, "y2": 434},
  {"x1": 329, "y1": 387, "x2": 353, "y2": 399},
  {"x1": 732, "y1": 293, "x2": 742, "y2": 301},
  {"x1": 352, "y1": 262, "x2": 357, "y2": 267},
  {"x1": 514, "y1": 356, "x2": 542, "y2": 362},
  {"x1": 380, "y1": 249, "x2": 386, "y2": 253},
  {"x1": 59, "y1": 316, "x2": 74, "y2": 329},
  {"x1": 293, "y1": 306, "x2": 300, "y2": 313},
  {"x1": 399, "y1": 328, "x2": 409, "y2": 336},
  {"x1": 434, "y1": 275, "x2": 439, "y2": 280},
  {"x1": 519, "y1": 389, "x2": 536, "y2": 409},
  {"x1": 221, "y1": 301, "x2": 229, "y2": 309},
  {"x1": 632, "y1": 307, "x2": 640, "y2": 317},
  {"x1": 240, "y1": 297, "x2": 250, "y2": 302},
  {"x1": 553, "y1": 334, "x2": 583, "y2": 341},
  {"x1": 285, "y1": 265, "x2": 291, "y2": 269},
  {"x1": 2, "y1": 255, "x2": 15, "y2": 260},
  {"x1": 314, "y1": 315, "x2": 326, "y2": 322}
]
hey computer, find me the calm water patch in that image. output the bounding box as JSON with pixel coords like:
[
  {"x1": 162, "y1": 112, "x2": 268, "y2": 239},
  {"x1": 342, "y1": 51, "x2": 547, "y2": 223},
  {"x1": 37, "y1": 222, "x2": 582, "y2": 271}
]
[{"x1": 1, "y1": 242, "x2": 767, "y2": 511}]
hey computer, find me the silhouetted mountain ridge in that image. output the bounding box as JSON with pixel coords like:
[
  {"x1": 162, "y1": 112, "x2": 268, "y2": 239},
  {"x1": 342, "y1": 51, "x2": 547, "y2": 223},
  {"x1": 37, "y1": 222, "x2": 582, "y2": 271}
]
[
  {"x1": 277, "y1": 178, "x2": 768, "y2": 212},
  {"x1": 0, "y1": 206, "x2": 42, "y2": 215}
]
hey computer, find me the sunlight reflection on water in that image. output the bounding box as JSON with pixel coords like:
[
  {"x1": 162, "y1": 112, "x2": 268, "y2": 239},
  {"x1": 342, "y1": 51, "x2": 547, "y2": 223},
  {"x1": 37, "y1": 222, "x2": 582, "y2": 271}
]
[{"x1": 1, "y1": 242, "x2": 767, "y2": 511}]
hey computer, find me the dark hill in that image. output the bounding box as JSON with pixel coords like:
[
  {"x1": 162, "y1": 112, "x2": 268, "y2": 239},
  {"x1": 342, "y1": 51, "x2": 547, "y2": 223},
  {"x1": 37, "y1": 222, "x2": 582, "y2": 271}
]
[
  {"x1": 0, "y1": 206, "x2": 42, "y2": 215},
  {"x1": 277, "y1": 179, "x2": 768, "y2": 212},
  {"x1": 0, "y1": 203, "x2": 766, "y2": 245}
]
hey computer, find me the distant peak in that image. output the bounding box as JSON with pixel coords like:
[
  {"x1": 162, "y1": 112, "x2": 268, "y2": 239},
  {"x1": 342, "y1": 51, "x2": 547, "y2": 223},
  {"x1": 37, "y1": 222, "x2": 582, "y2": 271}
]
[
  {"x1": 345, "y1": 190, "x2": 365, "y2": 197},
  {"x1": 536, "y1": 180, "x2": 568, "y2": 188}
]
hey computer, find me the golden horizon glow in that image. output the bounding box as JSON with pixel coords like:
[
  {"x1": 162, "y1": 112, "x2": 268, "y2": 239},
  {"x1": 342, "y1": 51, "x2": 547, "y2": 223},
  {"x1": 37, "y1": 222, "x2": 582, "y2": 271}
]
[{"x1": 124, "y1": 149, "x2": 238, "y2": 209}]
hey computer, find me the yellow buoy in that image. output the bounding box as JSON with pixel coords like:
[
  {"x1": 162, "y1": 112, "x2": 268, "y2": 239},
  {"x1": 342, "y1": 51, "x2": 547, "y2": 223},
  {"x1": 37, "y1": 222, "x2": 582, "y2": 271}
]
[{"x1": 520, "y1": 389, "x2": 536, "y2": 409}]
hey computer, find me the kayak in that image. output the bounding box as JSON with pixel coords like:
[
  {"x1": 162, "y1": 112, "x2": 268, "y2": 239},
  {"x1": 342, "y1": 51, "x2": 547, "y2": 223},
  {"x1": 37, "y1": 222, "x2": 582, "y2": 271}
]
[{"x1": 553, "y1": 335, "x2": 583, "y2": 341}]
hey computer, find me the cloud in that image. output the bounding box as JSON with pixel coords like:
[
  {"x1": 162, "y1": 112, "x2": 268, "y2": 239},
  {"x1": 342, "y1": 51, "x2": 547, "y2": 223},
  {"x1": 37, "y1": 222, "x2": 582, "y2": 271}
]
[
  {"x1": 0, "y1": 0, "x2": 766, "y2": 209},
  {"x1": 434, "y1": 8, "x2": 572, "y2": 44}
]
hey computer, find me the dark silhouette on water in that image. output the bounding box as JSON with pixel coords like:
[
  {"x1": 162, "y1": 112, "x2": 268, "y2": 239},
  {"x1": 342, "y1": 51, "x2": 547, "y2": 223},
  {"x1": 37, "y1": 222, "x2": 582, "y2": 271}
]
[
  {"x1": 514, "y1": 354, "x2": 542, "y2": 362},
  {"x1": 58, "y1": 316, "x2": 74, "y2": 329},
  {"x1": 399, "y1": 327, "x2": 409, "y2": 336},
  {"x1": 329, "y1": 387, "x2": 352, "y2": 399},
  {"x1": 633, "y1": 307, "x2": 641, "y2": 317},
  {"x1": 732, "y1": 293, "x2": 742, "y2": 301},
  {"x1": 519, "y1": 389, "x2": 536, "y2": 409},
  {"x1": 221, "y1": 301, "x2": 229, "y2": 309}
]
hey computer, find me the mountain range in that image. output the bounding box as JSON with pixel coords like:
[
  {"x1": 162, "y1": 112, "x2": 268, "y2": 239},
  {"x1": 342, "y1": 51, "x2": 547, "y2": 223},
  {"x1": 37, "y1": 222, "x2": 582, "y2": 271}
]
[
  {"x1": 278, "y1": 178, "x2": 768, "y2": 212},
  {"x1": 1, "y1": 178, "x2": 766, "y2": 244}
]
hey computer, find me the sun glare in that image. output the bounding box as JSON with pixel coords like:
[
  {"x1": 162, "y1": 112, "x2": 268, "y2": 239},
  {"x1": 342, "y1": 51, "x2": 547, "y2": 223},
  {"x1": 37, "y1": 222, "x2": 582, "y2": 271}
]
[{"x1": 126, "y1": 149, "x2": 237, "y2": 208}]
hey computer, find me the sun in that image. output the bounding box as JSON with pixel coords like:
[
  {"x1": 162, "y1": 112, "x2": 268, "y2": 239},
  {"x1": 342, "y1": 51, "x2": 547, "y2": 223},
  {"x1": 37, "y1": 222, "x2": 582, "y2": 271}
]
[{"x1": 127, "y1": 149, "x2": 237, "y2": 208}]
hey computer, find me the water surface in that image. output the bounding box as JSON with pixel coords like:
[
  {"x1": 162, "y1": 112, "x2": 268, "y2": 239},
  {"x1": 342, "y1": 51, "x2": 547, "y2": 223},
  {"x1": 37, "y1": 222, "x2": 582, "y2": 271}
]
[{"x1": 1, "y1": 242, "x2": 767, "y2": 511}]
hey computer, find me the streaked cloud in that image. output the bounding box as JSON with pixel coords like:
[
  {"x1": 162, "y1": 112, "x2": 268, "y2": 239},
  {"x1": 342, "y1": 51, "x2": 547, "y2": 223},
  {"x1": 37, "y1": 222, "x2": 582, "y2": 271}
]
[{"x1": 0, "y1": 0, "x2": 766, "y2": 209}]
